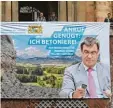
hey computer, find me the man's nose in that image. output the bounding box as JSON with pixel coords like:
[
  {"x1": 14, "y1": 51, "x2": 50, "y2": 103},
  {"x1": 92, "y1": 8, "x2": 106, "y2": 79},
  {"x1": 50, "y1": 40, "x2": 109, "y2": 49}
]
[{"x1": 87, "y1": 53, "x2": 92, "y2": 58}]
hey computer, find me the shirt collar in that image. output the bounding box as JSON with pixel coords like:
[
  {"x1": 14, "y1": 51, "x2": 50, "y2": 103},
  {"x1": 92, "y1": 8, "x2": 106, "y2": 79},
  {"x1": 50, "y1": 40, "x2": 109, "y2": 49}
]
[{"x1": 82, "y1": 62, "x2": 96, "y2": 71}]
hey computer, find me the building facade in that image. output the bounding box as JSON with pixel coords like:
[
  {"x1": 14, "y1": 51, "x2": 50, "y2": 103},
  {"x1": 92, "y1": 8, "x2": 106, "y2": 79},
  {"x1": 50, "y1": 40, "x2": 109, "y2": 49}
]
[
  {"x1": 1, "y1": 1, "x2": 113, "y2": 22},
  {"x1": 1, "y1": 1, "x2": 113, "y2": 108}
]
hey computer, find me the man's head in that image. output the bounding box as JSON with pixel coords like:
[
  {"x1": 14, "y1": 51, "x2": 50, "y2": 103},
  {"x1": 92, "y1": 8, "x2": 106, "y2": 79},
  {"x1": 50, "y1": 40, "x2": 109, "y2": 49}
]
[
  {"x1": 80, "y1": 37, "x2": 100, "y2": 68},
  {"x1": 51, "y1": 12, "x2": 55, "y2": 17},
  {"x1": 40, "y1": 12, "x2": 44, "y2": 17},
  {"x1": 107, "y1": 13, "x2": 111, "y2": 18}
]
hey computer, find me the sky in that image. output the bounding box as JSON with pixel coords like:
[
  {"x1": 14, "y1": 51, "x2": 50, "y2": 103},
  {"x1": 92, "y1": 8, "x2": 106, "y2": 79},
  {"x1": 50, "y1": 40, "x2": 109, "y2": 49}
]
[{"x1": 12, "y1": 35, "x2": 49, "y2": 58}]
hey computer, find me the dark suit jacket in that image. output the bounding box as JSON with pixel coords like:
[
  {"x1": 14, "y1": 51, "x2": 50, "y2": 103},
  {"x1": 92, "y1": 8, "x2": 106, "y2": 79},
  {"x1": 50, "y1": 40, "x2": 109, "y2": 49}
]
[{"x1": 104, "y1": 18, "x2": 112, "y2": 22}]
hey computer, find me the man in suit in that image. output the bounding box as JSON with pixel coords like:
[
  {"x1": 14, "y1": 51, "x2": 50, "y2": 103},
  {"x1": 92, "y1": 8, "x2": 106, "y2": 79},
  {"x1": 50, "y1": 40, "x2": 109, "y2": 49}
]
[
  {"x1": 59, "y1": 37, "x2": 111, "y2": 98},
  {"x1": 37, "y1": 12, "x2": 46, "y2": 21},
  {"x1": 104, "y1": 13, "x2": 112, "y2": 22},
  {"x1": 48, "y1": 12, "x2": 58, "y2": 21}
]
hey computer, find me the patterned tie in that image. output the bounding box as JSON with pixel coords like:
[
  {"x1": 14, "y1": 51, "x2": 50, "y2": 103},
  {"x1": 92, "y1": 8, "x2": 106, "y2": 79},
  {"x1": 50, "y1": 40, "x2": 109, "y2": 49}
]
[{"x1": 88, "y1": 68, "x2": 97, "y2": 98}]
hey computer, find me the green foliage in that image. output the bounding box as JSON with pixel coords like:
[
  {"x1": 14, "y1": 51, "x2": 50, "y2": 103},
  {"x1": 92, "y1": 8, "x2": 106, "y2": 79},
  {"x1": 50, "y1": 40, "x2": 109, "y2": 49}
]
[
  {"x1": 30, "y1": 75, "x2": 37, "y2": 82},
  {"x1": 32, "y1": 66, "x2": 43, "y2": 76},
  {"x1": 43, "y1": 76, "x2": 48, "y2": 80},
  {"x1": 16, "y1": 66, "x2": 24, "y2": 74},
  {"x1": 16, "y1": 63, "x2": 65, "y2": 88},
  {"x1": 55, "y1": 78, "x2": 63, "y2": 88},
  {"x1": 38, "y1": 80, "x2": 45, "y2": 86},
  {"x1": 24, "y1": 68, "x2": 29, "y2": 74},
  {"x1": 16, "y1": 74, "x2": 37, "y2": 83},
  {"x1": 51, "y1": 75, "x2": 56, "y2": 88},
  {"x1": 38, "y1": 75, "x2": 57, "y2": 88},
  {"x1": 37, "y1": 77, "x2": 41, "y2": 81},
  {"x1": 44, "y1": 66, "x2": 65, "y2": 74},
  {"x1": 16, "y1": 65, "x2": 44, "y2": 76}
]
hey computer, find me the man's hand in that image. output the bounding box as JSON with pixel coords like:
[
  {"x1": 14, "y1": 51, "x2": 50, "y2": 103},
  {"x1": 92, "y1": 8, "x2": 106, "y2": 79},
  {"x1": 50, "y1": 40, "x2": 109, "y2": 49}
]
[
  {"x1": 104, "y1": 90, "x2": 112, "y2": 98},
  {"x1": 72, "y1": 88, "x2": 85, "y2": 98}
]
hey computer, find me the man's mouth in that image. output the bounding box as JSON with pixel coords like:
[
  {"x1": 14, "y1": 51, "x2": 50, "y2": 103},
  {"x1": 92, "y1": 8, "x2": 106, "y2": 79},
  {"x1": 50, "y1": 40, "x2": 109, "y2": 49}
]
[{"x1": 86, "y1": 60, "x2": 92, "y2": 62}]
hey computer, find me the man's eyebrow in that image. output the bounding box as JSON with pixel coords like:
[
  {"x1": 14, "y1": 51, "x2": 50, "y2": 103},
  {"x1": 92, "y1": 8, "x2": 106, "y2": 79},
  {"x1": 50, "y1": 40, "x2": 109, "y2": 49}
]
[
  {"x1": 83, "y1": 50, "x2": 89, "y2": 52},
  {"x1": 83, "y1": 50, "x2": 97, "y2": 52}
]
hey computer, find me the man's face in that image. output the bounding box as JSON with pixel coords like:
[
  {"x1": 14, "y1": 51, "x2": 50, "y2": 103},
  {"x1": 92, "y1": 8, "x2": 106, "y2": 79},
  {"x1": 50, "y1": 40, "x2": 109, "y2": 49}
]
[
  {"x1": 52, "y1": 13, "x2": 55, "y2": 17},
  {"x1": 81, "y1": 44, "x2": 99, "y2": 68},
  {"x1": 40, "y1": 13, "x2": 43, "y2": 17},
  {"x1": 108, "y1": 13, "x2": 111, "y2": 18}
]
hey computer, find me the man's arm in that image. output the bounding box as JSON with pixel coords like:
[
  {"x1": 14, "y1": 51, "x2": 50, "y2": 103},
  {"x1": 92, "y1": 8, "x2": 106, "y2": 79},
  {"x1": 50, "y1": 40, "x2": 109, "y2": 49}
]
[
  {"x1": 104, "y1": 18, "x2": 107, "y2": 22},
  {"x1": 59, "y1": 68, "x2": 75, "y2": 98},
  {"x1": 59, "y1": 67, "x2": 85, "y2": 98},
  {"x1": 103, "y1": 76, "x2": 112, "y2": 98},
  {"x1": 102, "y1": 64, "x2": 112, "y2": 98},
  {"x1": 44, "y1": 17, "x2": 46, "y2": 21}
]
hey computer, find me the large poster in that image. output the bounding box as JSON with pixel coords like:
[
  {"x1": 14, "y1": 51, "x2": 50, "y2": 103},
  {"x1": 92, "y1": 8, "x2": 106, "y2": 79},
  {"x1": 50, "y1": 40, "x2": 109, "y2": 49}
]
[{"x1": 1, "y1": 22, "x2": 111, "y2": 98}]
